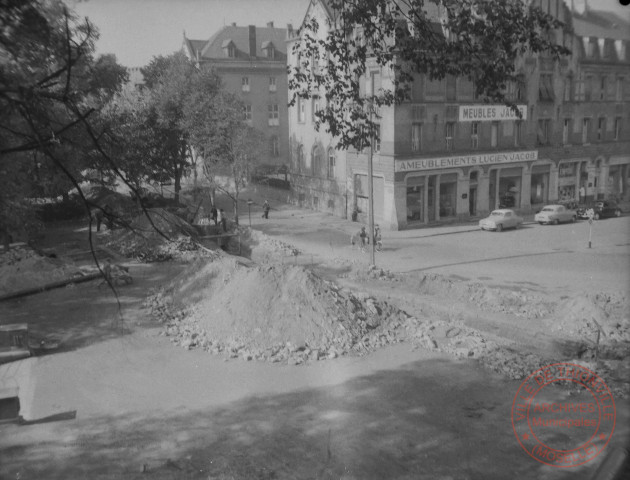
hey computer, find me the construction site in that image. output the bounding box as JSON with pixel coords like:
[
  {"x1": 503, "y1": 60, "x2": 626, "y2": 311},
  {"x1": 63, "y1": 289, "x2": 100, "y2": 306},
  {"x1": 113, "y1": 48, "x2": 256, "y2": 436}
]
[{"x1": 0, "y1": 191, "x2": 629, "y2": 479}]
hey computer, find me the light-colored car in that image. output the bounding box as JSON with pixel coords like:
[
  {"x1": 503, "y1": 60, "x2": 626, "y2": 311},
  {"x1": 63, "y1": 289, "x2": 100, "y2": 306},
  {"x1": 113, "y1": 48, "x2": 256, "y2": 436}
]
[
  {"x1": 479, "y1": 209, "x2": 523, "y2": 232},
  {"x1": 534, "y1": 204, "x2": 577, "y2": 225}
]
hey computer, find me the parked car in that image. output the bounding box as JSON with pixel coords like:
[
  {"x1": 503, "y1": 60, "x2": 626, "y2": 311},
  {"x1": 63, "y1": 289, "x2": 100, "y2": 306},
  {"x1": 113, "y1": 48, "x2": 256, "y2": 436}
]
[
  {"x1": 534, "y1": 204, "x2": 577, "y2": 225},
  {"x1": 576, "y1": 201, "x2": 622, "y2": 220},
  {"x1": 479, "y1": 209, "x2": 523, "y2": 232}
]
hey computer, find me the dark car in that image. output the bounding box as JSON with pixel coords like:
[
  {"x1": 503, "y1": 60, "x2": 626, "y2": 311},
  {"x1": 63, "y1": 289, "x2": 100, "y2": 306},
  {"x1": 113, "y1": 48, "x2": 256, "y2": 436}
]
[{"x1": 576, "y1": 201, "x2": 622, "y2": 220}]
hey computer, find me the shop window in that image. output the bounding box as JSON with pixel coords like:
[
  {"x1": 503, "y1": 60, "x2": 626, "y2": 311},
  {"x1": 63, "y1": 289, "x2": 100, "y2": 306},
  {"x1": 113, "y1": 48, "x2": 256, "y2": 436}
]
[
  {"x1": 490, "y1": 122, "x2": 498, "y2": 147},
  {"x1": 471, "y1": 122, "x2": 479, "y2": 149},
  {"x1": 537, "y1": 119, "x2": 551, "y2": 145},
  {"x1": 582, "y1": 118, "x2": 591, "y2": 144},
  {"x1": 439, "y1": 175, "x2": 457, "y2": 217},
  {"x1": 597, "y1": 117, "x2": 605, "y2": 141},
  {"x1": 406, "y1": 182, "x2": 424, "y2": 221},
  {"x1": 445, "y1": 122, "x2": 455, "y2": 151},
  {"x1": 411, "y1": 123, "x2": 422, "y2": 151},
  {"x1": 539, "y1": 74, "x2": 554, "y2": 102}
]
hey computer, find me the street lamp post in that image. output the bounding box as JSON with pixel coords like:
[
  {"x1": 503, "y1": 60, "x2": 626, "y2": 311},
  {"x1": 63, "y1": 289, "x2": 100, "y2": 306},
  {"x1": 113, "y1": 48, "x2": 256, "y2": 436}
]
[
  {"x1": 247, "y1": 198, "x2": 253, "y2": 227},
  {"x1": 367, "y1": 109, "x2": 376, "y2": 266}
]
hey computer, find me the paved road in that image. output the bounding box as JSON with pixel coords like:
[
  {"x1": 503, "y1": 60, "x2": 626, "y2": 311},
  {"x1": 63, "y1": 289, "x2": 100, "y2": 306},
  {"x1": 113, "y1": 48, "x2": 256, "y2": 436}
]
[{"x1": 234, "y1": 194, "x2": 630, "y2": 295}]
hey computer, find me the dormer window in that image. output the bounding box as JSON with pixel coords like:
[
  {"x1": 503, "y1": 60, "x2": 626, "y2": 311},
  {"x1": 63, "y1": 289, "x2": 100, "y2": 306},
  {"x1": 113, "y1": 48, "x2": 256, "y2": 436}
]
[
  {"x1": 261, "y1": 41, "x2": 275, "y2": 59},
  {"x1": 615, "y1": 40, "x2": 626, "y2": 61},
  {"x1": 597, "y1": 38, "x2": 605, "y2": 58},
  {"x1": 222, "y1": 39, "x2": 235, "y2": 58},
  {"x1": 583, "y1": 37, "x2": 595, "y2": 57}
]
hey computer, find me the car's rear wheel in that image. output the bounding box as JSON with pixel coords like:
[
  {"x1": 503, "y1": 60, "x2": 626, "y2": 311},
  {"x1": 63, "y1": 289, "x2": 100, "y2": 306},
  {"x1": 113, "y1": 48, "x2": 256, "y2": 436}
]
[
  {"x1": 496, "y1": 224, "x2": 503, "y2": 232},
  {"x1": 553, "y1": 218, "x2": 559, "y2": 225},
  {"x1": 538, "y1": 222, "x2": 544, "y2": 225}
]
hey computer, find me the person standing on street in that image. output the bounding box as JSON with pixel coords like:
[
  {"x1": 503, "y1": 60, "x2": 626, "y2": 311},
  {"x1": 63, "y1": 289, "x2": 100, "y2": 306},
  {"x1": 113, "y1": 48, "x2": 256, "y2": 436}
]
[
  {"x1": 220, "y1": 209, "x2": 227, "y2": 232},
  {"x1": 262, "y1": 200, "x2": 270, "y2": 219}
]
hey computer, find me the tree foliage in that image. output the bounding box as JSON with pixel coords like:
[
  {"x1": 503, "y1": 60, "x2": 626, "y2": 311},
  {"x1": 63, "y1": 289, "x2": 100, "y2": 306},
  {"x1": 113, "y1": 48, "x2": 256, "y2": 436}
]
[
  {"x1": 289, "y1": 0, "x2": 571, "y2": 150},
  {"x1": 1, "y1": 0, "x2": 129, "y2": 242}
]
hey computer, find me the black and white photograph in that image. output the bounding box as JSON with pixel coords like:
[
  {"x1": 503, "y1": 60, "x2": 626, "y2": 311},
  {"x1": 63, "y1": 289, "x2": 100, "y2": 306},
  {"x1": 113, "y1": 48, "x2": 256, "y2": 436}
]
[{"x1": 1, "y1": 0, "x2": 629, "y2": 478}]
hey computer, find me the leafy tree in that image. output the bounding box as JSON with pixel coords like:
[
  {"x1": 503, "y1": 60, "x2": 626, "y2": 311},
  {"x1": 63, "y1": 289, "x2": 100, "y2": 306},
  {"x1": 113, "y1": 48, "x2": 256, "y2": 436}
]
[
  {"x1": 0, "y1": 0, "x2": 129, "y2": 243},
  {"x1": 185, "y1": 89, "x2": 265, "y2": 225},
  {"x1": 289, "y1": 0, "x2": 571, "y2": 150}
]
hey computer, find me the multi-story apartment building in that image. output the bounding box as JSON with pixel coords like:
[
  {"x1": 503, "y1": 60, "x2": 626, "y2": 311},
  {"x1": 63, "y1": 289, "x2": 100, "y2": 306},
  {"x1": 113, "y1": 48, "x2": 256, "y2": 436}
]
[
  {"x1": 183, "y1": 22, "x2": 289, "y2": 168},
  {"x1": 288, "y1": 0, "x2": 630, "y2": 230}
]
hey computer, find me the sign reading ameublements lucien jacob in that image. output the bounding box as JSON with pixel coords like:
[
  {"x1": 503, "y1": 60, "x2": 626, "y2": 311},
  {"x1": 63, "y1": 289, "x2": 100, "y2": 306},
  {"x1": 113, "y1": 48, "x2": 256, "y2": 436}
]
[
  {"x1": 459, "y1": 104, "x2": 527, "y2": 122},
  {"x1": 395, "y1": 151, "x2": 538, "y2": 173}
]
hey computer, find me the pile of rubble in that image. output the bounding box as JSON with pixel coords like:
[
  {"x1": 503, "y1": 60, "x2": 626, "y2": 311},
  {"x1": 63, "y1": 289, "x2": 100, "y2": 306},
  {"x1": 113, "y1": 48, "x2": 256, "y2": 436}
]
[
  {"x1": 0, "y1": 246, "x2": 83, "y2": 295},
  {"x1": 145, "y1": 258, "x2": 409, "y2": 364},
  {"x1": 107, "y1": 208, "x2": 215, "y2": 262}
]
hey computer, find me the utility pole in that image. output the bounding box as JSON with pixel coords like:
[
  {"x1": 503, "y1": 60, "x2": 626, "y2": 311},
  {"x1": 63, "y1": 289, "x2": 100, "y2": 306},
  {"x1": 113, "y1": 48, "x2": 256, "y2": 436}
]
[{"x1": 367, "y1": 108, "x2": 376, "y2": 266}]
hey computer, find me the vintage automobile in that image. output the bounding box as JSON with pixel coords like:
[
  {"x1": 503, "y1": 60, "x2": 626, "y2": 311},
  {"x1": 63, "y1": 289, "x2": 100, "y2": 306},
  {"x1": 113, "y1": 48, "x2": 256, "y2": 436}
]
[
  {"x1": 576, "y1": 201, "x2": 622, "y2": 220},
  {"x1": 534, "y1": 204, "x2": 577, "y2": 225},
  {"x1": 479, "y1": 209, "x2": 523, "y2": 232}
]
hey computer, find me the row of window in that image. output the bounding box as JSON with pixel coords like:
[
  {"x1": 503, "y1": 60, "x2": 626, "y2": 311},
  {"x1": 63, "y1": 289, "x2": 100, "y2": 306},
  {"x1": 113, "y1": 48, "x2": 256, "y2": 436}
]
[
  {"x1": 241, "y1": 76, "x2": 277, "y2": 92},
  {"x1": 407, "y1": 116, "x2": 623, "y2": 153},
  {"x1": 295, "y1": 144, "x2": 336, "y2": 178}
]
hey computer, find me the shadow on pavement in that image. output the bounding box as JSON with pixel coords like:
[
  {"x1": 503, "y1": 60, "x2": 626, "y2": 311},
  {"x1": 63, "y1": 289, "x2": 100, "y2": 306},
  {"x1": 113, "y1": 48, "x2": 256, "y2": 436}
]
[{"x1": 1, "y1": 357, "x2": 614, "y2": 480}]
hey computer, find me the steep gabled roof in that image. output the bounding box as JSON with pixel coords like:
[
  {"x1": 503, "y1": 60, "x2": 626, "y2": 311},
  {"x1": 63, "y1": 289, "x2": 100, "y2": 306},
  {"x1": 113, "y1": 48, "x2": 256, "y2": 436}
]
[
  {"x1": 572, "y1": 9, "x2": 630, "y2": 41},
  {"x1": 186, "y1": 25, "x2": 287, "y2": 61}
]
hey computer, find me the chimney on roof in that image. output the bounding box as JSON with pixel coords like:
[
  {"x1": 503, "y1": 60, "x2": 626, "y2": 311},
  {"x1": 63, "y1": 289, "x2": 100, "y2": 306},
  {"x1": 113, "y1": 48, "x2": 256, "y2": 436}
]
[
  {"x1": 267, "y1": 21, "x2": 274, "y2": 28},
  {"x1": 248, "y1": 25, "x2": 256, "y2": 58},
  {"x1": 231, "y1": 22, "x2": 236, "y2": 27}
]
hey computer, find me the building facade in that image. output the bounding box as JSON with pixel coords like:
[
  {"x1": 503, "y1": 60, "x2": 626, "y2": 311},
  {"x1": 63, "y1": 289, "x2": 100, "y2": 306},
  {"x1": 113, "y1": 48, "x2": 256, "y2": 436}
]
[
  {"x1": 183, "y1": 22, "x2": 289, "y2": 168},
  {"x1": 288, "y1": 0, "x2": 630, "y2": 230}
]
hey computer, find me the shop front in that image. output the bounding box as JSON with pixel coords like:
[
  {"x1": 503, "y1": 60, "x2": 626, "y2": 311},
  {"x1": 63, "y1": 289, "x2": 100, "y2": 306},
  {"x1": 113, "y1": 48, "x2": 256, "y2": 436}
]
[
  {"x1": 557, "y1": 161, "x2": 579, "y2": 204},
  {"x1": 395, "y1": 150, "x2": 539, "y2": 228}
]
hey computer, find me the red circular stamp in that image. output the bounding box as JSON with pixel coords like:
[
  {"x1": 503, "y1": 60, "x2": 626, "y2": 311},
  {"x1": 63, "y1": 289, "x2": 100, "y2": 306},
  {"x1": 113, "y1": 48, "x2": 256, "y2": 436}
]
[{"x1": 511, "y1": 362, "x2": 616, "y2": 468}]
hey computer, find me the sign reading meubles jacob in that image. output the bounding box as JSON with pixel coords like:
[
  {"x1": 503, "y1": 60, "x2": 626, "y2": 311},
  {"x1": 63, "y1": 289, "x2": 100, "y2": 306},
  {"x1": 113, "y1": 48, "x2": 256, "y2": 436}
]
[
  {"x1": 395, "y1": 150, "x2": 538, "y2": 172},
  {"x1": 459, "y1": 104, "x2": 527, "y2": 122}
]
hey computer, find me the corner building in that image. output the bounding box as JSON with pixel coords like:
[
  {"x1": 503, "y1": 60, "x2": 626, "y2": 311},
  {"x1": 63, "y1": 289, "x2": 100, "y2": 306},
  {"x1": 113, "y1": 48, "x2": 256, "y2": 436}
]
[
  {"x1": 287, "y1": 0, "x2": 630, "y2": 229},
  {"x1": 183, "y1": 22, "x2": 289, "y2": 168}
]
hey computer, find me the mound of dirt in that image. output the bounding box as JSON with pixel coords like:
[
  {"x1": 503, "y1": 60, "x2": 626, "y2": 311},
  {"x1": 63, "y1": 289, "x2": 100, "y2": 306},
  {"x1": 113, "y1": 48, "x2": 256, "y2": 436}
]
[
  {"x1": 549, "y1": 295, "x2": 630, "y2": 343},
  {"x1": 0, "y1": 246, "x2": 83, "y2": 295},
  {"x1": 107, "y1": 208, "x2": 210, "y2": 262},
  {"x1": 146, "y1": 257, "x2": 408, "y2": 364}
]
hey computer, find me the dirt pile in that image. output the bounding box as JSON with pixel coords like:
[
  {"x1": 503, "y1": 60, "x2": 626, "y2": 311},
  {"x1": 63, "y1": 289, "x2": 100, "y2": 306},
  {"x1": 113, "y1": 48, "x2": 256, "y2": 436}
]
[
  {"x1": 107, "y1": 208, "x2": 214, "y2": 262},
  {"x1": 0, "y1": 246, "x2": 83, "y2": 295},
  {"x1": 146, "y1": 257, "x2": 408, "y2": 364},
  {"x1": 241, "y1": 227, "x2": 301, "y2": 258},
  {"x1": 548, "y1": 294, "x2": 630, "y2": 343}
]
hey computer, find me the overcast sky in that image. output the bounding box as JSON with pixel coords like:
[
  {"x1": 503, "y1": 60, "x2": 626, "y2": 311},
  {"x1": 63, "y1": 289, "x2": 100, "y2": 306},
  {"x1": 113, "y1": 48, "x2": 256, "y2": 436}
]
[
  {"x1": 69, "y1": 0, "x2": 310, "y2": 67},
  {"x1": 69, "y1": 0, "x2": 629, "y2": 68}
]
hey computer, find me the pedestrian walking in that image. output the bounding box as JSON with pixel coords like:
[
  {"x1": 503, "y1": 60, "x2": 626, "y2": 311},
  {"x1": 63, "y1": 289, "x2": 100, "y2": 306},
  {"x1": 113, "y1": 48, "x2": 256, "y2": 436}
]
[
  {"x1": 220, "y1": 208, "x2": 227, "y2": 232},
  {"x1": 262, "y1": 200, "x2": 270, "y2": 219},
  {"x1": 210, "y1": 205, "x2": 218, "y2": 225}
]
